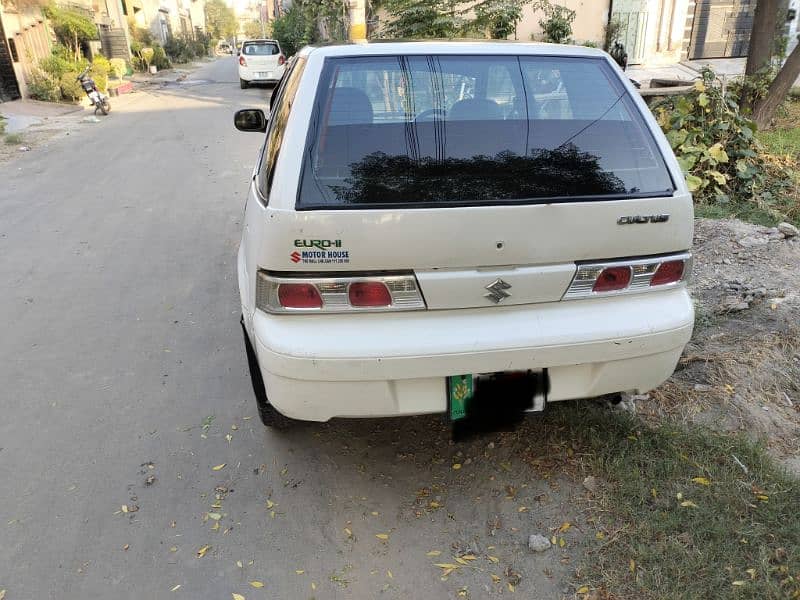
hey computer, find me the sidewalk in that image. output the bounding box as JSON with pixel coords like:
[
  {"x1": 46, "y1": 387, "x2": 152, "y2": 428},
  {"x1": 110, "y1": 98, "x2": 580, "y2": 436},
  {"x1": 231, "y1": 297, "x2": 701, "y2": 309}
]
[{"x1": 0, "y1": 99, "x2": 83, "y2": 134}]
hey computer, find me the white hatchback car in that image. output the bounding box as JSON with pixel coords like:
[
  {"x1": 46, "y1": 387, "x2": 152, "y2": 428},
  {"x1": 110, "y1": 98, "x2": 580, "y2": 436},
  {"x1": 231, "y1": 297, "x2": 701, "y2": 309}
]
[
  {"x1": 238, "y1": 39, "x2": 285, "y2": 88},
  {"x1": 234, "y1": 42, "x2": 694, "y2": 428}
]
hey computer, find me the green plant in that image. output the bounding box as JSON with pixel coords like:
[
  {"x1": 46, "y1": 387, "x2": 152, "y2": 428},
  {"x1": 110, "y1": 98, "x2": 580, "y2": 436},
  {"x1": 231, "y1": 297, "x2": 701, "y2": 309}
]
[
  {"x1": 90, "y1": 56, "x2": 110, "y2": 92},
  {"x1": 653, "y1": 68, "x2": 793, "y2": 219},
  {"x1": 532, "y1": 0, "x2": 575, "y2": 43},
  {"x1": 470, "y1": 0, "x2": 532, "y2": 39},
  {"x1": 109, "y1": 58, "x2": 127, "y2": 79},
  {"x1": 0, "y1": 115, "x2": 6, "y2": 135},
  {"x1": 43, "y1": 4, "x2": 98, "y2": 61},
  {"x1": 5, "y1": 133, "x2": 23, "y2": 144},
  {"x1": 384, "y1": 0, "x2": 465, "y2": 39},
  {"x1": 151, "y1": 45, "x2": 171, "y2": 70},
  {"x1": 603, "y1": 15, "x2": 623, "y2": 51},
  {"x1": 27, "y1": 70, "x2": 62, "y2": 102},
  {"x1": 271, "y1": 4, "x2": 315, "y2": 56},
  {"x1": 59, "y1": 71, "x2": 83, "y2": 101}
]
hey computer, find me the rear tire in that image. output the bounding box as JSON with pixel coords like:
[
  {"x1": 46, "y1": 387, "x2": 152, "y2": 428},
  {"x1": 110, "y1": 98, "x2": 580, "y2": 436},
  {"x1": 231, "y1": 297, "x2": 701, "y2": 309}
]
[
  {"x1": 99, "y1": 99, "x2": 110, "y2": 115},
  {"x1": 241, "y1": 318, "x2": 294, "y2": 429},
  {"x1": 240, "y1": 78, "x2": 248, "y2": 89}
]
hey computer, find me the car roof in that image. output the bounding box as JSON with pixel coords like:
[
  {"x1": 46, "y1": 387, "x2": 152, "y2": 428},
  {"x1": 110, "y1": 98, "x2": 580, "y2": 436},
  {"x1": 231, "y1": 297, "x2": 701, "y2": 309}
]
[
  {"x1": 297, "y1": 40, "x2": 607, "y2": 59},
  {"x1": 243, "y1": 39, "x2": 279, "y2": 44}
]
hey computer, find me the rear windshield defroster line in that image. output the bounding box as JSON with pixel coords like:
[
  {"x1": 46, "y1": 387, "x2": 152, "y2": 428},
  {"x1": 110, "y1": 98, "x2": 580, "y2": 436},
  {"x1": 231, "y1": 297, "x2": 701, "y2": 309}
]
[{"x1": 296, "y1": 54, "x2": 675, "y2": 210}]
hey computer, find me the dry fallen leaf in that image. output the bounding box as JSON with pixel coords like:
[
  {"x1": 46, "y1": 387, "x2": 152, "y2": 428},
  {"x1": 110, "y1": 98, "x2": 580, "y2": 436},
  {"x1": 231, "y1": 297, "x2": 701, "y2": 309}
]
[
  {"x1": 691, "y1": 477, "x2": 711, "y2": 486},
  {"x1": 387, "y1": 570, "x2": 393, "y2": 579},
  {"x1": 375, "y1": 533, "x2": 389, "y2": 540},
  {"x1": 461, "y1": 555, "x2": 476, "y2": 561},
  {"x1": 680, "y1": 500, "x2": 698, "y2": 508},
  {"x1": 249, "y1": 581, "x2": 264, "y2": 588},
  {"x1": 344, "y1": 528, "x2": 352, "y2": 537},
  {"x1": 507, "y1": 582, "x2": 515, "y2": 592},
  {"x1": 171, "y1": 584, "x2": 181, "y2": 592},
  {"x1": 629, "y1": 559, "x2": 636, "y2": 573},
  {"x1": 212, "y1": 464, "x2": 226, "y2": 471},
  {"x1": 1, "y1": 590, "x2": 6, "y2": 600},
  {"x1": 121, "y1": 505, "x2": 129, "y2": 513},
  {"x1": 517, "y1": 506, "x2": 528, "y2": 513},
  {"x1": 295, "y1": 570, "x2": 305, "y2": 575},
  {"x1": 208, "y1": 512, "x2": 222, "y2": 520},
  {"x1": 576, "y1": 585, "x2": 589, "y2": 594},
  {"x1": 122, "y1": 544, "x2": 129, "y2": 551},
  {"x1": 236, "y1": 560, "x2": 243, "y2": 568},
  {"x1": 311, "y1": 583, "x2": 316, "y2": 590},
  {"x1": 746, "y1": 568, "x2": 757, "y2": 579},
  {"x1": 732, "y1": 581, "x2": 746, "y2": 587},
  {"x1": 491, "y1": 574, "x2": 501, "y2": 583},
  {"x1": 232, "y1": 594, "x2": 246, "y2": 600},
  {"x1": 265, "y1": 500, "x2": 274, "y2": 509},
  {"x1": 197, "y1": 544, "x2": 211, "y2": 558},
  {"x1": 595, "y1": 532, "x2": 605, "y2": 540},
  {"x1": 427, "y1": 550, "x2": 442, "y2": 557},
  {"x1": 170, "y1": 546, "x2": 178, "y2": 552},
  {"x1": 487, "y1": 555, "x2": 499, "y2": 563},
  {"x1": 452, "y1": 463, "x2": 462, "y2": 470},
  {"x1": 211, "y1": 522, "x2": 220, "y2": 531},
  {"x1": 434, "y1": 563, "x2": 460, "y2": 569}
]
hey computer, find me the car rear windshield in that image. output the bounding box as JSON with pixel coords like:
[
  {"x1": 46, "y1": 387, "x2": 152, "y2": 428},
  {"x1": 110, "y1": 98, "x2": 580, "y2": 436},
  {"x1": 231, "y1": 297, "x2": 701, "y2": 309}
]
[
  {"x1": 243, "y1": 41, "x2": 279, "y2": 56},
  {"x1": 297, "y1": 55, "x2": 675, "y2": 209}
]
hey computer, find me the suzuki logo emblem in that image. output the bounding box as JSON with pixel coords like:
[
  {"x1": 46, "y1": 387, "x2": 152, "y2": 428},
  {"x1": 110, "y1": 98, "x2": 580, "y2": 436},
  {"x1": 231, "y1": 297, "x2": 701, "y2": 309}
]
[{"x1": 484, "y1": 279, "x2": 512, "y2": 303}]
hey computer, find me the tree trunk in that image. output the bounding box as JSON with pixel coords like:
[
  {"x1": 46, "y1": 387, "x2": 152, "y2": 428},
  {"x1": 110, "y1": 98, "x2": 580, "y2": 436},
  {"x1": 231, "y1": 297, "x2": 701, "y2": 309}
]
[
  {"x1": 752, "y1": 42, "x2": 800, "y2": 129},
  {"x1": 745, "y1": 0, "x2": 779, "y2": 76}
]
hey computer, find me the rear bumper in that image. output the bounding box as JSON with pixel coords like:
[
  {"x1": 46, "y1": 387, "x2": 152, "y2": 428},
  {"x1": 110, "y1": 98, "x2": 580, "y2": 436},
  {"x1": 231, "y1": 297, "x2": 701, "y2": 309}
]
[
  {"x1": 250, "y1": 288, "x2": 694, "y2": 421},
  {"x1": 238, "y1": 65, "x2": 284, "y2": 82}
]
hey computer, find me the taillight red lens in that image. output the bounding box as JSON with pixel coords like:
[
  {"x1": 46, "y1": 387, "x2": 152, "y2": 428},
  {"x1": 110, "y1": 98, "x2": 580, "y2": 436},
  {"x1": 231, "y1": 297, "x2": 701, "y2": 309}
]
[
  {"x1": 650, "y1": 260, "x2": 685, "y2": 286},
  {"x1": 278, "y1": 283, "x2": 322, "y2": 309},
  {"x1": 592, "y1": 266, "x2": 632, "y2": 292},
  {"x1": 348, "y1": 281, "x2": 392, "y2": 307},
  {"x1": 239, "y1": 56, "x2": 246, "y2": 66},
  {"x1": 278, "y1": 54, "x2": 286, "y2": 66}
]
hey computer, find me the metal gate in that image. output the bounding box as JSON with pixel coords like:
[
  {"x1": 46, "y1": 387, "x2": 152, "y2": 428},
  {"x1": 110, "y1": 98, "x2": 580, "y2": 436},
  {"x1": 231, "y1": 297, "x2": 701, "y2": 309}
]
[
  {"x1": 612, "y1": 0, "x2": 650, "y2": 65},
  {"x1": 688, "y1": 0, "x2": 756, "y2": 59}
]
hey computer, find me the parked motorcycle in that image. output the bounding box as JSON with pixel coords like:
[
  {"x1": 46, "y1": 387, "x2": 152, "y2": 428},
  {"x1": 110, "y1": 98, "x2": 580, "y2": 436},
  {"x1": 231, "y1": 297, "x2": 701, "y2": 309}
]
[{"x1": 77, "y1": 67, "x2": 111, "y2": 116}]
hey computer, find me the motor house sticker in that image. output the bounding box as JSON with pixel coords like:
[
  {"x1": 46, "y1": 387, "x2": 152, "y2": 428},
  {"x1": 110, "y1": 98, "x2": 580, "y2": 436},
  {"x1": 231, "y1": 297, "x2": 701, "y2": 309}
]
[{"x1": 291, "y1": 239, "x2": 350, "y2": 264}]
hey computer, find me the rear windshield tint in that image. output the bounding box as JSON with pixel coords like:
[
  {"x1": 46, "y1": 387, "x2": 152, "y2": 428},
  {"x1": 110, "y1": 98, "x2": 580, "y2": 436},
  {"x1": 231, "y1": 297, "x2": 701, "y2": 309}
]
[
  {"x1": 297, "y1": 55, "x2": 674, "y2": 209},
  {"x1": 243, "y1": 42, "x2": 279, "y2": 56}
]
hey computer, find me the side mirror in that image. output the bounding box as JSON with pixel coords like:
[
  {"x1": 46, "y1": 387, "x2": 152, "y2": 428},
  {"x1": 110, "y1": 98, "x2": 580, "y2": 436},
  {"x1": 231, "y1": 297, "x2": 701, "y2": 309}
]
[{"x1": 234, "y1": 109, "x2": 268, "y2": 133}]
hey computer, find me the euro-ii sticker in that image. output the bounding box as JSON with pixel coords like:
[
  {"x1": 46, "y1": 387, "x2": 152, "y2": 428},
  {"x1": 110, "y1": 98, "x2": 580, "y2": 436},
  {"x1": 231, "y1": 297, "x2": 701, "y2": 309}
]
[
  {"x1": 290, "y1": 239, "x2": 350, "y2": 264},
  {"x1": 448, "y1": 374, "x2": 474, "y2": 421}
]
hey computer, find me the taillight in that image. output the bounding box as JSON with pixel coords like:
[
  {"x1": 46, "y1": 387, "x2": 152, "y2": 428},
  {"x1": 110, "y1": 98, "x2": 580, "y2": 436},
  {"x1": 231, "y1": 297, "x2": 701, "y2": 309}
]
[
  {"x1": 348, "y1": 281, "x2": 392, "y2": 307},
  {"x1": 277, "y1": 283, "x2": 323, "y2": 309},
  {"x1": 650, "y1": 260, "x2": 685, "y2": 286},
  {"x1": 592, "y1": 266, "x2": 631, "y2": 293},
  {"x1": 278, "y1": 54, "x2": 286, "y2": 65},
  {"x1": 564, "y1": 253, "x2": 691, "y2": 299},
  {"x1": 256, "y1": 272, "x2": 426, "y2": 314},
  {"x1": 239, "y1": 55, "x2": 246, "y2": 66}
]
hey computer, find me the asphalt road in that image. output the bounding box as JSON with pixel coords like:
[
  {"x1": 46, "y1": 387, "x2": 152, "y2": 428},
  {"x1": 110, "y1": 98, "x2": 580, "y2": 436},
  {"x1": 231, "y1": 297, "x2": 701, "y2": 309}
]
[{"x1": 0, "y1": 58, "x2": 580, "y2": 600}]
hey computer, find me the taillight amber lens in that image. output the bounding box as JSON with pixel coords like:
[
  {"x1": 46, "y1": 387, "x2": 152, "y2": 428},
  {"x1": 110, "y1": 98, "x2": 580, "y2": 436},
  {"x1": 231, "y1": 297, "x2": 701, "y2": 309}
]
[
  {"x1": 650, "y1": 260, "x2": 685, "y2": 286},
  {"x1": 592, "y1": 266, "x2": 632, "y2": 292},
  {"x1": 277, "y1": 283, "x2": 323, "y2": 309},
  {"x1": 348, "y1": 281, "x2": 392, "y2": 307}
]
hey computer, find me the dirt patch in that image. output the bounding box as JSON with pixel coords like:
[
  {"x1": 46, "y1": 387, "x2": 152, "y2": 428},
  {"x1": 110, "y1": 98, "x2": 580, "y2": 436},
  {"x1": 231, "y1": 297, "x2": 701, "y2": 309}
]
[{"x1": 641, "y1": 218, "x2": 800, "y2": 470}]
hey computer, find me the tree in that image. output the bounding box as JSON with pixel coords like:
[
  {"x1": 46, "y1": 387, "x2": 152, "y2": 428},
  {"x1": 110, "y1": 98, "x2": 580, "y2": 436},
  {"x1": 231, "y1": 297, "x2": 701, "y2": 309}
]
[
  {"x1": 470, "y1": 0, "x2": 532, "y2": 39},
  {"x1": 384, "y1": 0, "x2": 465, "y2": 38},
  {"x1": 205, "y1": 0, "x2": 237, "y2": 41},
  {"x1": 242, "y1": 20, "x2": 266, "y2": 39},
  {"x1": 43, "y1": 5, "x2": 98, "y2": 61},
  {"x1": 742, "y1": 0, "x2": 800, "y2": 128}
]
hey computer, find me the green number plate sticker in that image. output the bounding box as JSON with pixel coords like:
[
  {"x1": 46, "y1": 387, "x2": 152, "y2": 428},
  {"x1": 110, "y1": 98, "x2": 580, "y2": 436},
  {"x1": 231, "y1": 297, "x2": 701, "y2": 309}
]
[{"x1": 448, "y1": 374, "x2": 474, "y2": 421}]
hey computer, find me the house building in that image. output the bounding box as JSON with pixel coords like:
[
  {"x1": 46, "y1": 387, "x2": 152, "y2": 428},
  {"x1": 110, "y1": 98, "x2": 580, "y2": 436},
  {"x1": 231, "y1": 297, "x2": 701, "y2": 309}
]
[
  {"x1": 0, "y1": 0, "x2": 52, "y2": 101},
  {"x1": 125, "y1": 0, "x2": 205, "y2": 44}
]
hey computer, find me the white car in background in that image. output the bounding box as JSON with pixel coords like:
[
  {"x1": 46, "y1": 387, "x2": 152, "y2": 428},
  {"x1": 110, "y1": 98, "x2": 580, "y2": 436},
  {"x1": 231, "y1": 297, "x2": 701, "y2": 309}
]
[
  {"x1": 238, "y1": 39, "x2": 285, "y2": 88},
  {"x1": 233, "y1": 41, "x2": 694, "y2": 428}
]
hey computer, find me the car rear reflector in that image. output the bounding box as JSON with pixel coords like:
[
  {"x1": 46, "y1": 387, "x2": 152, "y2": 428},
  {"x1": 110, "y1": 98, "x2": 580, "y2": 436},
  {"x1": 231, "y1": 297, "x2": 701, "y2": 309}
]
[
  {"x1": 256, "y1": 272, "x2": 426, "y2": 314},
  {"x1": 239, "y1": 56, "x2": 246, "y2": 66},
  {"x1": 348, "y1": 281, "x2": 392, "y2": 307},
  {"x1": 650, "y1": 260, "x2": 685, "y2": 286},
  {"x1": 592, "y1": 266, "x2": 632, "y2": 293},
  {"x1": 564, "y1": 253, "x2": 692, "y2": 300},
  {"x1": 277, "y1": 283, "x2": 323, "y2": 309}
]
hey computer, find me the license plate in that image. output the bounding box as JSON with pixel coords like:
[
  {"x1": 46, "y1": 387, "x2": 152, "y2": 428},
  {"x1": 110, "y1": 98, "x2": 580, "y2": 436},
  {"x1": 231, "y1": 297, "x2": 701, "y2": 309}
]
[
  {"x1": 256, "y1": 72, "x2": 271, "y2": 79},
  {"x1": 447, "y1": 374, "x2": 474, "y2": 421}
]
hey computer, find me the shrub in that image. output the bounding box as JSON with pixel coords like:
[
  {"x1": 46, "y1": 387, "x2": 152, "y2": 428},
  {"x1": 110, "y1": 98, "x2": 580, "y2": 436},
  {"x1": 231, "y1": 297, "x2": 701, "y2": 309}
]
[
  {"x1": 39, "y1": 54, "x2": 74, "y2": 78},
  {"x1": 652, "y1": 67, "x2": 793, "y2": 215},
  {"x1": 27, "y1": 70, "x2": 61, "y2": 102},
  {"x1": 151, "y1": 45, "x2": 171, "y2": 70},
  {"x1": 164, "y1": 36, "x2": 194, "y2": 63},
  {"x1": 90, "y1": 56, "x2": 110, "y2": 92},
  {"x1": 533, "y1": 0, "x2": 575, "y2": 44},
  {"x1": 109, "y1": 58, "x2": 127, "y2": 79},
  {"x1": 59, "y1": 72, "x2": 83, "y2": 102}
]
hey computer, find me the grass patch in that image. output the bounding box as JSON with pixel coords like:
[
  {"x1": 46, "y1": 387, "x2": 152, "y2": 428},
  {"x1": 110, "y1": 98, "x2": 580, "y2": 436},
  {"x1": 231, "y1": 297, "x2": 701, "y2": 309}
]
[
  {"x1": 544, "y1": 403, "x2": 800, "y2": 599},
  {"x1": 4, "y1": 133, "x2": 23, "y2": 145}
]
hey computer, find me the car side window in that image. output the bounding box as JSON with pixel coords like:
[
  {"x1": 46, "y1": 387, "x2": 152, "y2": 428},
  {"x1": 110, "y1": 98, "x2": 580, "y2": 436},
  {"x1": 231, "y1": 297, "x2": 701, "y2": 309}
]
[{"x1": 256, "y1": 58, "x2": 305, "y2": 201}]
